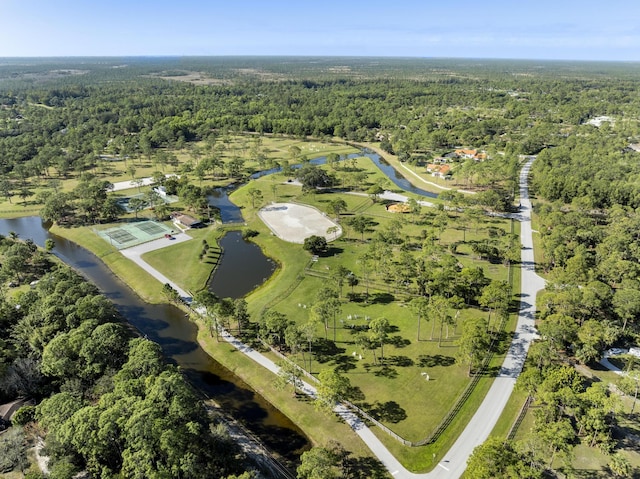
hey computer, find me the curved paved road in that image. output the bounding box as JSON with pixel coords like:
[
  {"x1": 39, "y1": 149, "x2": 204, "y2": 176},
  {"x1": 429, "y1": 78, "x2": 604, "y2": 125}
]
[{"x1": 119, "y1": 158, "x2": 544, "y2": 478}]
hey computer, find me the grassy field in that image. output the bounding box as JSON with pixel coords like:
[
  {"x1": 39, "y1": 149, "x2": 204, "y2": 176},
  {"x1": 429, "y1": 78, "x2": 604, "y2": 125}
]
[
  {"x1": 195, "y1": 325, "x2": 378, "y2": 463},
  {"x1": 0, "y1": 135, "x2": 357, "y2": 218},
  {"x1": 25, "y1": 135, "x2": 530, "y2": 473},
  {"x1": 142, "y1": 226, "x2": 225, "y2": 295}
]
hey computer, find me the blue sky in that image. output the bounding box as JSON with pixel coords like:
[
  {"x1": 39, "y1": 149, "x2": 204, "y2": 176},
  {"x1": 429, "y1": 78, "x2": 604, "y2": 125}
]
[{"x1": 1, "y1": 0, "x2": 639, "y2": 61}]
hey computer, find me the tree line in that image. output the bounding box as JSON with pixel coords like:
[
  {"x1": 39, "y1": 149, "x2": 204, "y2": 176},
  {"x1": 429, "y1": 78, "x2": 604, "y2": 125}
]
[{"x1": 0, "y1": 235, "x2": 253, "y2": 478}]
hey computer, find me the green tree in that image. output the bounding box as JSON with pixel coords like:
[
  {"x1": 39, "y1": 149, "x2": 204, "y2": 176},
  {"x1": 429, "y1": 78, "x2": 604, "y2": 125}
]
[
  {"x1": 466, "y1": 437, "x2": 542, "y2": 479},
  {"x1": 162, "y1": 283, "x2": 180, "y2": 303},
  {"x1": 315, "y1": 368, "x2": 351, "y2": 413},
  {"x1": 367, "y1": 184, "x2": 384, "y2": 202},
  {"x1": 298, "y1": 165, "x2": 335, "y2": 192},
  {"x1": 297, "y1": 445, "x2": 342, "y2": 479},
  {"x1": 617, "y1": 372, "x2": 640, "y2": 413},
  {"x1": 275, "y1": 359, "x2": 303, "y2": 396},
  {"x1": 534, "y1": 417, "x2": 575, "y2": 467},
  {"x1": 479, "y1": 280, "x2": 512, "y2": 332},
  {"x1": 612, "y1": 285, "x2": 640, "y2": 332},
  {"x1": 369, "y1": 317, "x2": 390, "y2": 362},
  {"x1": 326, "y1": 152, "x2": 340, "y2": 170},
  {"x1": 327, "y1": 198, "x2": 347, "y2": 218},
  {"x1": 45, "y1": 238, "x2": 55, "y2": 252},
  {"x1": 330, "y1": 265, "x2": 349, "y2": 298},
  {"x1": 0, "y1": 179, "x2": 13, "y2": 203},
  {"x1": 428, "y1": 295, "x2": 454, "y2": 346},
  {"x1": 608, "y1": 452, "x2": 632, "y2": 478},
  {"x1": 0, "y1": 427, "x2": 28, "y2": 473},
  {"x1": 410, "y1": 296, "x2": 430, "y2": 341},
  {"x1": 303, "y1": 235, "x2": 328, "y2": 255},
  {"x1": 348, "y1": 215, "x2": 371, "y2": 241},
  {"x1": 260, "y1": 310, "x2": 291, "y2": 349},
  {"x1": 407, "y1": 197, "x2": 421, "y2": 223},
  {"x1": 247, "y1": 187, "x2": 263, "y2": 209},
  {"x1": 456, "y1": 317, "x2": 490, "y2": 376},
  {"x1": 128, "y1": 196, "x2": 147, "y2": 219}
]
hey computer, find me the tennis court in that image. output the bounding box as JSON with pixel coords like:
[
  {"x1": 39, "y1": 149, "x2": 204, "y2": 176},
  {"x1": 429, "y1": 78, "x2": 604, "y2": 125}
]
[
  {"x1": 115, "y1": 192, "x2": 178, "y2": 213},
  {"x1": 95, "y1": 220, "x2": 175, "y2": 250}
]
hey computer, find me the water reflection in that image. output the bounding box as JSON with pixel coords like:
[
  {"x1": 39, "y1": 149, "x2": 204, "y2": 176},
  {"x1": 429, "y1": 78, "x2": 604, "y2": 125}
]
[
  {"x1": 208, "y1": 231, "x2": 276, "y2": 298},
  {"x1": 0, "y1": 217, "x2": 308, "y2": 466}
]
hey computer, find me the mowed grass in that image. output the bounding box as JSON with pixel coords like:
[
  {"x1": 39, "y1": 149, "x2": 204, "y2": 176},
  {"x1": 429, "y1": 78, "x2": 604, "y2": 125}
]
[
  {"x1": 194, "y1": 323, "x2": 377, "y2": 462},
  {"x1": 228, "y1": 168, "x2": 521, "y2": 471},
  {"x1": 142, "y1": 226, "x2": 224, "y2": 295},
  {"x1": 38, "y1": 135, "x2": 525, "y2": 472},
  {"x1": 49, "y1": 221, "x2": 172, "y2": 304}
]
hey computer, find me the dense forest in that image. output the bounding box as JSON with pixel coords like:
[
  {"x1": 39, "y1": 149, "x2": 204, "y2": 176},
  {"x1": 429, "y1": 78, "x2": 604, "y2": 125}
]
[
  {"x1": 2, "y1": 57, "x2": 640, "y2": 477},
  {"x1": 0, "y1": 236, "x2": 252, "y2": 478}
]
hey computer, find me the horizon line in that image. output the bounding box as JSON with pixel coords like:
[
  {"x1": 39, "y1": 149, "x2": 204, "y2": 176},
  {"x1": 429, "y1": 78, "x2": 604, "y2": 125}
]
[{"x1": 0, "y1": 54, "x2": 639, "y2": 64}]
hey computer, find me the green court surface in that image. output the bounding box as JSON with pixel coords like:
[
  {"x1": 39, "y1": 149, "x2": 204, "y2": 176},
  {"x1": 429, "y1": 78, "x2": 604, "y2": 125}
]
[{"x1": 95, "y1": 220, "x2": 175, "y2": 249}]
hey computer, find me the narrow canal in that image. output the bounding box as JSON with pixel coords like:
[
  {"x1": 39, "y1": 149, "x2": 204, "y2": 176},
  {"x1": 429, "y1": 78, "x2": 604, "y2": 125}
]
[{"x1": 0, "y1": 216, "x2": 308, "y2": 470}]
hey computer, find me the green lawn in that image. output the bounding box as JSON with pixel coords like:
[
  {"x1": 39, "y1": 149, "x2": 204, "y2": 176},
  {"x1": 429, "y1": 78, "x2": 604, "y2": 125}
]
[
  {"x1": 142, "y1": 226, "x2": 224, "y2": 295},
  {"x1": 39, "y1": 135, "x2": 528, "y2": 473}
]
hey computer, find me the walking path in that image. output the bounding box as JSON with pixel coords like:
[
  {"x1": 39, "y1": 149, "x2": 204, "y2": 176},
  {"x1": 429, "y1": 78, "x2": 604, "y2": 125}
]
[
  {"x1": 119, "y1": 232, "x2": 193, "y2": 301},
  {"x1": 119, "y1": 158, "x2": 543, "y2": 478}
]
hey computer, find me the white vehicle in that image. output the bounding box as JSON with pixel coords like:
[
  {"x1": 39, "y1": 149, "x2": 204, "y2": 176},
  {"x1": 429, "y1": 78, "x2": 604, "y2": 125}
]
[{"x1": 605, "y1": 348, "x2": 628, "y2": 357}]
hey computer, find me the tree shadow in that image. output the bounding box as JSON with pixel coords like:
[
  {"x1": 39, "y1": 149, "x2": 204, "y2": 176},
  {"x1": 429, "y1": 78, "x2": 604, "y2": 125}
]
[
  {"x1": 324, "y1": 246, "x2": 344, "y2": 256},
  {"x1": 314, "y1": 338, "x2": 346, "y2": 363},
  {"x1": 347, "y1": 385, "x2": 365, "y2": 402},
  {"x1": 388, "y1": 335, "x2": 410, "y2": 348},
  {"x1": 369, "y1": 400, "x2": 408, "y2": 423},
  {"x1": 385, "y1": 355, "x2": 414, "y2": 367},
  {"x1": 563, "y1": 469, "x2": 609, "y2": 479},
  {"x1": 418, "y1": 354, "x2": 456, "y2": 367},
  {"x1": 370, "y1": 293, "x2": 395, "y2": 304},
  {"x1": 372, "y1": 365, "x2": 398, "y2": 378},
  {"x1": 343, "y1": 455, "x2": 388, "y2": 479},
  {"x1": 333, "y1": 354, "x2": 358, "y2": 372}
]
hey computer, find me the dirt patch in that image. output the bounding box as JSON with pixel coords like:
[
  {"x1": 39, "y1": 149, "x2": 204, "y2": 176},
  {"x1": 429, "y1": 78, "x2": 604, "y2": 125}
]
[{"x1": 258, "y1": 202, "x2": 341, "y2": 244}]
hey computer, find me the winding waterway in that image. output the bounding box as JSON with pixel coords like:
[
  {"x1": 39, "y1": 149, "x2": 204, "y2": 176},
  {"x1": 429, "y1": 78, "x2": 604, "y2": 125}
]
[
  {"x1": 0, "y1": 216, "x2": 308, "y2": 469},
  {"x1": 0, "y1": 147, "x2": 438, "y2": 469},
  {"x1": 249, "y1": 150, "x2": 439, "y2": 198}
]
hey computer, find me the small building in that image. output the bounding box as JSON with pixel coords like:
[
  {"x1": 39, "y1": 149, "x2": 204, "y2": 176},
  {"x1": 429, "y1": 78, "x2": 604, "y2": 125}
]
[
  {"x1": 455, "y1": 148, "x2": 478, "y2": 159},
  {"x1": 586, "y1": 116, "x2": 614, "y2": 127},
  {"x1": 431, "y1": 165, "x2": 451, "y2": 178},
  {"x1": 171, "y1": 212, "x2": 203, "y2": 229}
]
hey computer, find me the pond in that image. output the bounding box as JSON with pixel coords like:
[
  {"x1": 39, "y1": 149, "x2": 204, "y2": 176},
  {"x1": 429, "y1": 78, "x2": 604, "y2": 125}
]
[{"x1": 208, "y1": 230, "x2": 277, "y2": 299}]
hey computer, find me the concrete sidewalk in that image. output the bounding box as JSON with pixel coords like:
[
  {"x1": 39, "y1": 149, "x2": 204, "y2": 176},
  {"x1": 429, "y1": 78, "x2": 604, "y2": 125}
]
[{"x1": 120, "y1": 232, "x2": 193, "y2": 301}]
